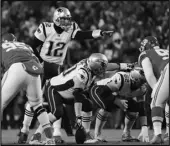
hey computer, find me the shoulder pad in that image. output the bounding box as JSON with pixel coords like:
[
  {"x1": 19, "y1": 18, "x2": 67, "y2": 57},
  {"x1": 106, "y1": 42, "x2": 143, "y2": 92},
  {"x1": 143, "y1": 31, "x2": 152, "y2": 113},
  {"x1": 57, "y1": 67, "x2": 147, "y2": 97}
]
[{"x1": 76, "y1": 68, "x2": 89, "y2": 84}]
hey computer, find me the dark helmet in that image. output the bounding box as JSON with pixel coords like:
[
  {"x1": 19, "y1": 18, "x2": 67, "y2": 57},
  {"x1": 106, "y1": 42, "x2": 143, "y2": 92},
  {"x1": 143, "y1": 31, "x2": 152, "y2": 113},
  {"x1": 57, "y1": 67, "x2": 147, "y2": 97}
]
[
  {"x1": 2, "y1": 33, "x2": 17, "y2": 42},
  {"x1": 139, "y1": 36, "x2": 159, "y2": 52}
]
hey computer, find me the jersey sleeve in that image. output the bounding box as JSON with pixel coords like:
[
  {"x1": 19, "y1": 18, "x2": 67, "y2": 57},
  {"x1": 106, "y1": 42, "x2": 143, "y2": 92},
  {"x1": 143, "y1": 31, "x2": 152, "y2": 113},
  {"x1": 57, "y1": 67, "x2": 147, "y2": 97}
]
[
  {"x1": 71, "y1": 22, "x2": 81, "y2": 39},
  {"x1": 34, "y1": 22, "x2": 47, "y2": 42},
  {"x1": 74, "y1": 68, "x2": 89, "y2": 89},
  {"x1": 138, "y1": 51, "x2": 147, "y2": 67}
]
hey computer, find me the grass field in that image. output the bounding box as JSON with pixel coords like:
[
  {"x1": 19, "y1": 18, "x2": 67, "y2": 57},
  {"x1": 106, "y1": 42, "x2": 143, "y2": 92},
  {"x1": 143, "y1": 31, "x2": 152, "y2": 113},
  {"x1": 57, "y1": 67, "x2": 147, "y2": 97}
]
[{"x1": 1, "y1": 129, "x2": 169, "y2": 145}]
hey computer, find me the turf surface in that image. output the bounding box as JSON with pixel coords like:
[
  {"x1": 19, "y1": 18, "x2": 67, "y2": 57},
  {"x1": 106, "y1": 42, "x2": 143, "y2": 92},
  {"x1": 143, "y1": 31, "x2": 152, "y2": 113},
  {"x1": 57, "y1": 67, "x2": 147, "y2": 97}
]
[{"x1": 1, "y1": 129, "x2": 169, "y2": 145}]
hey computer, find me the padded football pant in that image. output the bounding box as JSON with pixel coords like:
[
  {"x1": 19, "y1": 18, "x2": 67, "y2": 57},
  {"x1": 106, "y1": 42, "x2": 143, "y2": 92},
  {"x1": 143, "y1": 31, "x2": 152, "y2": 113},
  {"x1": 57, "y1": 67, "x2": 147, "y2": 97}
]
[
  {"x1": 44, "y1": 81, "x2": 93, "y2": 120},
  {"x1": 151, "y1": 63, "x2": 169, "y2": 108},
  {"x1": 1, "y1": 63, "x2": 42, "y2": 113}
]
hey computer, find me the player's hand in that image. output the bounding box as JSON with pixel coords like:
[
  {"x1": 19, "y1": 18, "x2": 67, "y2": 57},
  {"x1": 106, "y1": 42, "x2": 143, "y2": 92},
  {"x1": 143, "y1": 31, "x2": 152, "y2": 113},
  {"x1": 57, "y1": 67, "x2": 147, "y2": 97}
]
[
  {"x1": 114, "y1": 98, "x2": 128, "y2": 112},
  {"x1": 120, "y1": 63, "x2": 134, "y2": 71},
  {"x1": 137, "y1": 126, "x2": 150, "y2": 142},
  {"x1": 75, "y1": 116, "x2": 82, "y2": 129},
  {"x1": 101, "y1": 31, "x2": 114, "y2": 37}
]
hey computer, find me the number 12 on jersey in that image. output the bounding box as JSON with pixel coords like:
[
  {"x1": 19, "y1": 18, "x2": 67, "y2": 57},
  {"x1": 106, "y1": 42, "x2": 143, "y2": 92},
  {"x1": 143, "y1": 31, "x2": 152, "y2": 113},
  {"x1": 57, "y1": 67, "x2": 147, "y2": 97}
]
[{"x1": 46, "y1": 41, "x2": 65, "y2": 57}]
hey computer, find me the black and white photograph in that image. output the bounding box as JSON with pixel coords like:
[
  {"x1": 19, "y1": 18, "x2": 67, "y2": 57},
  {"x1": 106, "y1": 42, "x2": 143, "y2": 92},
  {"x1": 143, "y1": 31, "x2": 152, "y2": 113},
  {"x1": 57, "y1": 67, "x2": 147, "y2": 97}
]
[{"x1": 1, "y1": 1, "x2": 169, "y2": 145}]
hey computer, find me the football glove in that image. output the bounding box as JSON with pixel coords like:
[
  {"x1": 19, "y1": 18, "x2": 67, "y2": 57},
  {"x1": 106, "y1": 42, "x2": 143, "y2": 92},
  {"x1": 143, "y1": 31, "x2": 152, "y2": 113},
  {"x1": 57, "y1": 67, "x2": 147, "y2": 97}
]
[
  {"x1": 75, "y1": 116, "x2": 82, "y2": 129},
  {"x1": 119, "y1": 63, "x2": 135, "y2": 71},
  {"x1": 101, "y1": 31, "x2": 114, "y2": 37}
]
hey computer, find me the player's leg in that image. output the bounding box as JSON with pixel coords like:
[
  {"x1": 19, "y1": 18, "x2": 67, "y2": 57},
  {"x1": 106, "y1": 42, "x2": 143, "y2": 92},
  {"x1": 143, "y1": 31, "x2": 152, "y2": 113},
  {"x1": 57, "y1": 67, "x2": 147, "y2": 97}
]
[
  {"x1": 18, "y1": 102, "x2": 34, "y2": 144},
  {"x1": 90, "y1": 85, "x2": 111, "y2": 142},
  {"x1": 122, "y1": 99, "x2": 139, "y2": 142},
  {"x1": 150, "y1": 64, "x2": 169, "y2": 144},
  {"x1": 94, "y1": 108, "x2": 109, "y2": 142},
  {"x1": 164, "y1": 101, "x2": 169, "y2": 142},
  {"x1": 1, "y1": 63, "x2": 26, "y2": 113},
  {"x1": 43, "y1": 81, "x2": 65, "y2": 143},
  {"x1": 26, "y1": 74, "x2": 54, "y2": 144},
  {"x1": 81, "y1": 97, "x2": 96, "y2": 143}
]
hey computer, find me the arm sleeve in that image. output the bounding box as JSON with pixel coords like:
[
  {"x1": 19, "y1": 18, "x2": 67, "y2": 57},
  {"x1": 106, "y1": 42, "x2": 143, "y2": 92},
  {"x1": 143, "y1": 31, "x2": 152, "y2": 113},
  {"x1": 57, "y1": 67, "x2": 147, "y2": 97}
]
[
  {"x1": 30, "y1": 36, "x2": 44, "y2": 62},
  {"x1": 74, "y1": 30, "x2": 102, "y2": 40}
]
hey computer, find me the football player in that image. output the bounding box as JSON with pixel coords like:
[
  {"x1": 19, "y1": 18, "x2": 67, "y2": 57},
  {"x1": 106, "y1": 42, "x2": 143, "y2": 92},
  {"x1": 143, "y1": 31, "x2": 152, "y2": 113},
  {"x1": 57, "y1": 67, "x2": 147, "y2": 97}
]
[
  {"x1": 138, "y1": 36, "x2": 169, "y2": 144},
  {"x1": 1, "y1": 33, "x2": 55, "y2": 144},
  {"x1": 89, "y1": 67, "x2": 149, "y2": 143},
  {"x1": 28, "y1": 53, "x2": 109, "y2": 144},
  {"x1": 19, "y1": 6, "x2": 114, "y2": 143}
]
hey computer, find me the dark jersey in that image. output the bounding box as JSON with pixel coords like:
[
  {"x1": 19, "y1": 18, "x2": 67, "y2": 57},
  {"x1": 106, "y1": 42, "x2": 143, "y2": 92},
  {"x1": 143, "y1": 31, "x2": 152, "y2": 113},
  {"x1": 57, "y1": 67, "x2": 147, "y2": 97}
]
[
  {"x1": 138, "y1": 48, "x2": 169, "y2": 79},
  {"x1": 2, "y1": 41, "x2": 37, "y2": 72}
]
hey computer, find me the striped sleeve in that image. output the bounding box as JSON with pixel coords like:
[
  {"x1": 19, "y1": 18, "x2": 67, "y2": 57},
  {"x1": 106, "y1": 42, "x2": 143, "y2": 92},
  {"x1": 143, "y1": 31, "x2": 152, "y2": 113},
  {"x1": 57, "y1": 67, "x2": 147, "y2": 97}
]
[
  {"x1": 34, "y1": 22, "x2": 47, "y2": 42},
  {"x1": 71, "y1": 22, "x2": 81, "y2": 39}
]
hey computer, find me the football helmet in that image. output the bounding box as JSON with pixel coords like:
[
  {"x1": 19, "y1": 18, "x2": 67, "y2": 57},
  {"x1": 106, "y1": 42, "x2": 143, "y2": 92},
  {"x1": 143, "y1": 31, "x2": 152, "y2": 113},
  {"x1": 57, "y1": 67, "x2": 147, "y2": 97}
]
[
  {"x1": 139, "y1": 36, "x2": 159, "y2": 52},
  {"x1": 2, "y1": 33, "x2": 17, "y2": 42},
  {"x1": 53, "y1": 7, "x2": 72, "y2": 31},
  {"x1": 130, "y1": 67, "x2": 146, "y2": 90},
  {"x1": 87, "y1": 53, "x2": 108, "y2": 76}
]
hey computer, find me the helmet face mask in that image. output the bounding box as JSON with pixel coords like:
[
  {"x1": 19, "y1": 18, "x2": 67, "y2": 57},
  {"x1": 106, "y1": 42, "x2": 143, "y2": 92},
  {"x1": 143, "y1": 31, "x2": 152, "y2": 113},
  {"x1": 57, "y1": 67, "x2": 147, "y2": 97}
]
[
  {"x1": 53, "y1": 7, "x2": 72, "y2": 31},
  {"x1": 87, "y1": 53, "x2": 108, "y2": 76}
]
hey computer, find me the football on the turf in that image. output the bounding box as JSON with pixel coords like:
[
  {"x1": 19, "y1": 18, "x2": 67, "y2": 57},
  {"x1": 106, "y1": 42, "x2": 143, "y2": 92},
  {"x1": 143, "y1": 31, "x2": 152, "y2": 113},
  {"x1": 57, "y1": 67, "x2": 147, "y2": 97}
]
[{"x1": 75, "y1": 126, "x2": 86, "y2": 144}]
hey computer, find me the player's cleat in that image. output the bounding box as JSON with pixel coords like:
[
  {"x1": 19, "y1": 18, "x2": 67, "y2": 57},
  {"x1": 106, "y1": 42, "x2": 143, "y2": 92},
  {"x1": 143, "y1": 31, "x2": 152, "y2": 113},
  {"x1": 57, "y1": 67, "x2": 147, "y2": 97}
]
[
  {"x1": 44, "y1": 139, "x2": 56, "y2": 145},
  {"x1": 122, "y1": 132, "x2": 140, "y2": 142},
  {"x1": 150, "y1": 134, "x2": 164, "y2": 144},
  {"x1": 54, "y1": 135, "x2": 65, "y2": 144},
  {"x1": 29, "y1": 133, "x2": 42, "y2": 145},
  {"x1": 163, "y1": 133, "x2": 169, "y2": 142},
  {"x1": 95, "y1": 133, "x2": 107, "y2": 143},
  {"x1": 84, "y1": 131, "x2": 98, "y2": 143},
  {"x1": 18, "y1": 131, "x2": 28, "y2": 144}
]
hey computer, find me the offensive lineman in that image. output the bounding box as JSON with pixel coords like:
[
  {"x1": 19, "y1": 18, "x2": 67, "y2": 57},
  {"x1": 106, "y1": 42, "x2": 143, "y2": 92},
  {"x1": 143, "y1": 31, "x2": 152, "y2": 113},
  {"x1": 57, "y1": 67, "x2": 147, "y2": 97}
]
[
  {"x1": 138, "y1": 36, "x2": 169, "y2": 144},
  {"x1": 28, "y1": 53, "x2": 109, "y2": 144},
  {"x1": 89, "y1": 67, "x2": 149, "y2": 143},
  {"x1": 19, "y1": 6, "x2": 114, "y2": 144},
  {"x1": 1, "y1": 33, "x2": 55, "y2": 145}
]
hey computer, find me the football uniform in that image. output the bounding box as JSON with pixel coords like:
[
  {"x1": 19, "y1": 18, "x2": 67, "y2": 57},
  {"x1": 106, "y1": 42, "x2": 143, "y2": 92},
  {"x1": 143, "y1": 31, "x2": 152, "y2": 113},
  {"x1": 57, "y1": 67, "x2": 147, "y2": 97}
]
[
  {"x1": 1, "y1": 41, "x2": 43, "y2": 111},
  {"x1": 138, "y1": 48, "x2": 169, "y2": 79},
  {"x1": 43, "y1": 59, "x2": 95, "y2": 116},
  {"x1": 34, "y1": 22, "x2": 80, "y2": 65},
  {"x1": 138, "y1": 48, "x2": 169, "y2": 109},
  {"x1": 34, "y1": 22, "x2": 80, "y2": 80},
  {"x1": 90, "y1": 71, "x2": 146, "y2": 111}
]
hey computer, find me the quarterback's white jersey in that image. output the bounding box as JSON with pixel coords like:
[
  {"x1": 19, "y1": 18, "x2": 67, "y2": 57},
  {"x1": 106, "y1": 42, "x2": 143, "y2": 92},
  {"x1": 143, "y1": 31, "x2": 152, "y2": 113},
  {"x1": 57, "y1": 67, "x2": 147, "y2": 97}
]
[
  {"x1": 34, "y1": 22, "x2": 80, "y2": 65},
  {"x1": 96, "y1": 72, "x2": 144, "y2": 98},
  {"x1": 50, "y1": 59, "x2": 96, "y2": 99}
]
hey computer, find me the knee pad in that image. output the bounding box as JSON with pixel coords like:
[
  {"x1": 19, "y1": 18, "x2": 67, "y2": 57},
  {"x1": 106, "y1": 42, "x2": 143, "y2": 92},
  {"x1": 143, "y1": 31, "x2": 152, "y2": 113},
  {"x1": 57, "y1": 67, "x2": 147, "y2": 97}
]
[
  {"x1": 53, "y1": 105, "x2": 64, "y2": 120},
  {"x1": 82, "y1": 98, "x2": 93, "y2": 112}
]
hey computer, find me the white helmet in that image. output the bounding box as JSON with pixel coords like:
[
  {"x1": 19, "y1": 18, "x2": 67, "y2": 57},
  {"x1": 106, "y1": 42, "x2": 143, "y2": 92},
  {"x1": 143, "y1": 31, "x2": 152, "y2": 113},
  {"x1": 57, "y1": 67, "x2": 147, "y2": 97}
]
[
  {"x1": 53, "y1": 7, "x2": 72, "y2": 31},
  {"x1": 87, "y1": 53, "x2": 108, "y2": 76}
]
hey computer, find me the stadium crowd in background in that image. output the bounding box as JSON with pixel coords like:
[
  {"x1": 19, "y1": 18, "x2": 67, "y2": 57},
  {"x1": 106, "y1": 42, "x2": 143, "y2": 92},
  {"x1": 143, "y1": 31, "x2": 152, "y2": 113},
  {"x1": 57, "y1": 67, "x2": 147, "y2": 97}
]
[{"x1": 1, "y1": 1, "x2": 169, "y2": 130}]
